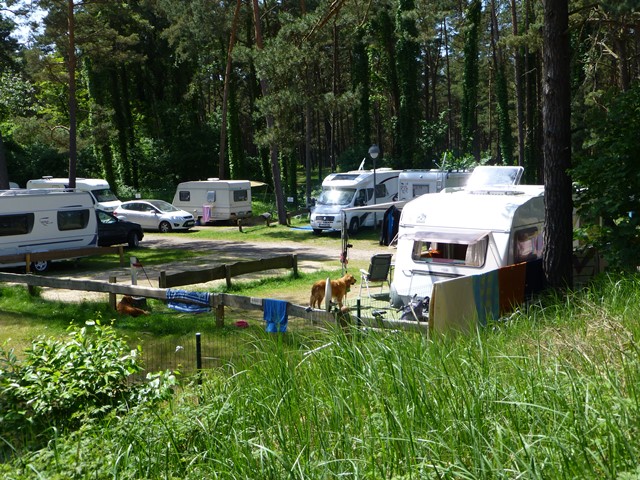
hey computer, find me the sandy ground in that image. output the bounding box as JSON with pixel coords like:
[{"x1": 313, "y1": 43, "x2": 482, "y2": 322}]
[{"x1": 38, "y1": 228, "x2": 392, "y2": 305}]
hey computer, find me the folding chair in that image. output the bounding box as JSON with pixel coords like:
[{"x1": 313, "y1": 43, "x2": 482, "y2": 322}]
[{"x1": 359, "y1": 253, "x2": 393, "y2": 298}]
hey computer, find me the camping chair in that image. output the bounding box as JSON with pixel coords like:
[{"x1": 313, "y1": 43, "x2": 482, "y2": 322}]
[{"x1": 359, "y1": 253, "x2": 393, "y2": 298}]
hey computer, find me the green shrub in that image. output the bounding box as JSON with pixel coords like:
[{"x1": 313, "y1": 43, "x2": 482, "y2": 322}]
[{"x1": 0, "y1": 320, "x2": 176, "y2": 452}]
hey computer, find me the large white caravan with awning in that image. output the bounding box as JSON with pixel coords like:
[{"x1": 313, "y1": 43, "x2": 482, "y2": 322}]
[
  {"x1": 389, "y1": 183, "x2": 545, "y2": 308},
  {"x1": 0, "y1": 189, "x2": 98, "y2": 272}
]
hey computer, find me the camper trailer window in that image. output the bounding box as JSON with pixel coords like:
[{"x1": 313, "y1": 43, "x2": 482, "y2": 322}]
[
  {"x1": 180, "y1": 191, "x2": 191, "y2": 202},
  {"x1": 413, "y1": 184, "x2": 430, "y2": 197},
  {"x1": 233, "y1": 190, "x2": 248, "y2": 202},
  {"x1": 57, "y1": 209, "x2": 91, "y2": 231},
  {"x1": 412, "y1": 237, "x2": 488, "y2": 267},
  {"x1": 514, "y1": 227, "x2": 543, "y2": 262},
  {"x1": 0, "y1": 213, "x2": 35, "y2": 237}
]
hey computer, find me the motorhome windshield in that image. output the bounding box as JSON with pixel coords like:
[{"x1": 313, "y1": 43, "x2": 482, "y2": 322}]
[
  {"x1": 92, "y1": 188, "x2": 118, "y2": 202},
  {"x1": 317, "y1": 188, "x2": 355, "y2": 206}
]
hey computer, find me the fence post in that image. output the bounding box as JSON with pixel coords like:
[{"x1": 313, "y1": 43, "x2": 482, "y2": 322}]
[
  {"x1": 158, "y1": 271, "x2": 166, "y2": 289},
  {"x1": 195, "y1": 332, "x2": 202, "y2": 385},
  {"x1": 109, "y1": 276, "x2": 117, "y2": 310},
  {"x1": 225, "y1": 265, "x2": 232, "y2": 289},
  {"x1": 292, "y1": 254, "x2": 298, "y2": 277}
]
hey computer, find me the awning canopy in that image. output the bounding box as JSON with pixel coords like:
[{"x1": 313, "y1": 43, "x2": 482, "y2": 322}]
[
  {"x1": 399, "y1": 228, "x2": 490, "y2": 244},
  {"x1": 341, "y1": 200, "x2": 408, "y2": 214},
  {"x1": 250, "y1": 181, "x2": 267, "y2": 188}
]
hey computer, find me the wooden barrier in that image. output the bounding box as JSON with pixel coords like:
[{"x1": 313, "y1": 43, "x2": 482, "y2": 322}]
[
  {"x1": 237, "y1": 213, "x2": 272, "y2": 232},
  {"x1": 159, "y1": 254, "x2": 298, "y2": 289},
  {"x1": 0, "y1": 246, "x2": 125, "y2": 272},
  {"x1": 286, "y1": 208, "x2": 310, "y2": 226}
]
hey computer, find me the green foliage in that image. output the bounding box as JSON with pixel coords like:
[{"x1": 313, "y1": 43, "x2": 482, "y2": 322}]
[
  {"x1": 4, "y1": 274, "x2": 640, "y2": 477},
  {"x1": 573, "y1": 83, "x2": 640, "y2": 271},
  {"x1": 0, "y1": 320, "x2": 176, "y2": 452}
]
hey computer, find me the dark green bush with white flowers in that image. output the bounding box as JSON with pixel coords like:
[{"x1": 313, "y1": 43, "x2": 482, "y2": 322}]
[{"x1": 0, "y1": 321, "x2": 176, "y2": 452}]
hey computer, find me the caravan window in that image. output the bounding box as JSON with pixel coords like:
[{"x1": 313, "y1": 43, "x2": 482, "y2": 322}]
[
  {"x1": 375, "y1": 184, "x2": 388, "y2": 198},
  {"x1": 179, "y1": 191, "x2": 191, "y2": 202},
  {"x1": 57, "y1": 209, "x2": 91, "y2": 231},
  {"x1": 0, "y1": 213, "x2": 35, "y2": 237},
  {"x1": 233, "y1": 190, "x2": 248, "y2": 202},
  {"x1": 514, "y1": 227, "x2": 543, "y2": 262},
  {"x1": 411, "y1": 236, "x2": 488, "y2": 267},
  {"x1": 413, "y1": 184, "x2": 430, "y2": 197},
  {"x1": 207, "y1": 191, "x2": 216, "y2": 202}
]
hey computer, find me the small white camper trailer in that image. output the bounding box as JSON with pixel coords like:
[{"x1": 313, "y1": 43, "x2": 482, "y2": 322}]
[
  {"x1": 172, "y1": 179, "x2": 252, "y2": 224},
  {"x1": 0, "y1": 189, "x2": 98, "y2": 272},
  {"x1": 26, "y1": 177, "x2": 121, "y2": 212},
  {"x1": 397, "y1": 169, "x2": 472, "y2": 201},
  {"x1": 310, "y1": 168, "x2": 401, "y2": 234},
  {"x1": 389, "y1": 183, "x2": 545, "y2": 308}
]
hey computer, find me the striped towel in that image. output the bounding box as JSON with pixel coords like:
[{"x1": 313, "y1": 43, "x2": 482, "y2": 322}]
[{"x1": 166, "y1": 289, "x2": 211, "y2": 313}]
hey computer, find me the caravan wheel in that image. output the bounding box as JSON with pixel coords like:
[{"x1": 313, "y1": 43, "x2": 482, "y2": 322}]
[
  {"x1": 31, "y1": 260, "x2": 50, "y2": 273},
  {"x1": 348, "y1": 218, "x2": 360, "y2": 235}
]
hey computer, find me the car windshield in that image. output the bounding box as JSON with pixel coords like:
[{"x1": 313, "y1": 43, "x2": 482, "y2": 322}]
[
  {"x1": 317, "y1": 188, "x2": 355, "y2": 206},
  {"x1": 148, "y1": 200, "x2": 180, "y2": 212},
  {"x1": 97, "y1": 210, "x2": 116, "y2": 224},
  {"x1": 92, "y1": 188, "x2": 119, "y2": 202}
]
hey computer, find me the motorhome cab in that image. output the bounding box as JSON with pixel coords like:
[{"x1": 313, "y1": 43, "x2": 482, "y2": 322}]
[
  {"x1": 172, "y1": 179, "x2": 252, "y2": 224},
  {"x1": 389, "y1": 183, "x2": 545, "y2": 308},
  {"x1": 0, "y1": 189, "x2": 98, "y2": 272},
  {"x1": 26, "y1": 177, "x2": 121, "y2": 212},
  {"x1": 310, "y1": 168, "x2": 401, "y2": 234},
  {"x1": 397, "y1": 169, "x2": 472, "y2": 201}
]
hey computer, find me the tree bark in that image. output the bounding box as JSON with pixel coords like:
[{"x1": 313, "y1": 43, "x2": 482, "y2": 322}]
[
  {"x1": 218, "y1": 0, "x2": 242, "y2": 180},
  {"x1": 67, "y1": 0, "x2": 77, "y2": 189},
  {"x1": 0, "y1": 130, "x2": 9, "y2": 189},
  {"x1": 542, "y1": 0, "x2": 573, "y2": 290},
  {"x1": 252, "y1": 0, "x2": 287, "y2": 225}
]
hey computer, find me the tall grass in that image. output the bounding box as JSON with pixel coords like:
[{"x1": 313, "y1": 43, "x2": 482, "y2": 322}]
[{"x1": 4, "y1": 274, "x2": 640, "y2": 478}]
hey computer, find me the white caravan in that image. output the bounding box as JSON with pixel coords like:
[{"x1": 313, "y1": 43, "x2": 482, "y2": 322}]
[
  {"x1": 172, "y1": 179, "x2": 252, "y2": 224},
  {"x1": 389, "y1": 182, "x2": 545, "y2": 308},
  {"x1": 0, "y1": 189, "x2": 98, "y2": 272},
  {"x1": 310, "y1": 168, "x2": 401, "y2": 234},
  {"x1": 26, "y1": 177, "x2": 121, "y2": 212},
  {"x1": 397, "y1": 169, "x2": 472, "y2": 201}
]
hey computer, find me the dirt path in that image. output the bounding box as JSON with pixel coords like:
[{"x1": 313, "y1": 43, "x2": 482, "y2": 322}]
[{"x1": 39, "y1": 229, "x2": 390, "y2": 305}]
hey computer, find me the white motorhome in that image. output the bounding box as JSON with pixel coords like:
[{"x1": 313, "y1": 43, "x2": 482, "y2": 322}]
[
  {"x1": 389, "y1": 183, "x2": 545, "y2": 308},
  {"x1": 172, "y1": 179, "x2": 252, "y2": 224},
  {"x1": 310, "y1": 168, "x2": 401, "y2": 234},
  {"x1": 26, "y1": 177, "x2": 121, "y2": 212},
  {"x1": 397, "y1": 169, "x2": 472, "y2": 201},
  {"x1": 0, "y1": 189, "x2": 98, "y2": 272}
]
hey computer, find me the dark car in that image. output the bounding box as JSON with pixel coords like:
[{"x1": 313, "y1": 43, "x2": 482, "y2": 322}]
[{"x1": 96, "y1": 209, "x2": 144, "y2": 248}]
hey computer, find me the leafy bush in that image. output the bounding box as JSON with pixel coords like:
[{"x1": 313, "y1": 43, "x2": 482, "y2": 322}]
[
  {"x1": 0, "y1": 320, "x2": 176, "y2": 452},
  {"x1": 573, "y1": 84, "x2": 640, "y2": 271}
]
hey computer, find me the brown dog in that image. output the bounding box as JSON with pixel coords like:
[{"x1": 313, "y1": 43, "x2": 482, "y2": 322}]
[
  {"x1": 309, "y1": 273, "x2": 357, "y2": 309},
  {"x1": 117, "y1": 295, "x2": 149, "y2": 317}
]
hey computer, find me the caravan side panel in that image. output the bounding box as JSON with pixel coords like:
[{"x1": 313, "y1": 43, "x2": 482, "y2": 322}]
[{"x1": 0, "y1": 190, "x2": 98, "y2": 267}]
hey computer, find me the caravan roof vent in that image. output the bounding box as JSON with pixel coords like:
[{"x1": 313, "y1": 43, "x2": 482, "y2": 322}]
[{"x1": 206, "y1": 177, "x2": 220, "y2": 181}]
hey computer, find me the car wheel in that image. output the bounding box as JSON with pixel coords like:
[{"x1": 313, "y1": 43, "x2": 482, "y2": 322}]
[
  {"x1": 128, "y1": 231, "x2": 140, "y2": 248},
  {"x1": 159, "y1": 221, "x2": 172, "y2": 233},
  {"x1": 348, "y1": 217, "x2": 360, "y2": 235},
  {"x1": 31, "y1": 260, "x2": 50, "y2": 273}
]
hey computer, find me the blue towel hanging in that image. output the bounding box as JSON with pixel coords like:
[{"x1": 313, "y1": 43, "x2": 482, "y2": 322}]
[{"x1": 263, "y1": 299, "x2": 288, "y2": 332}]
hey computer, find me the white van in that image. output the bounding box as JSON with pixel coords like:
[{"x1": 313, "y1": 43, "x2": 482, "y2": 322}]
[
  {"x1": 310, "y1": 168, "x2": 401, "y2": 234},
  {"x1": 389, "y1": 182, "x2": 545, "y2": 308},
  {"x1": 0, "y1": 189, "x2": 98, "y2": 272},
  {"x1": 26, "y1": 177, "x2": 121, "y2": 212},
  {"x1": 172, "y1": 179, "x2": 252, "y2": 224},
  {"x1": 397, "y1": 169, "x2": 472, "y2": 201}
]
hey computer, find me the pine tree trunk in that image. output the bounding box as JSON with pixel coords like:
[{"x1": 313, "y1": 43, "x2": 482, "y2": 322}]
[{"x1": 542, "y1": 0, "x2": 573, "y2": 290}]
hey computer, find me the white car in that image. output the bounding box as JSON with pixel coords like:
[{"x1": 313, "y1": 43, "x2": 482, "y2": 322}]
[{"x1": 114, "y1": 199, "x2": 195, "y2": 233}]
